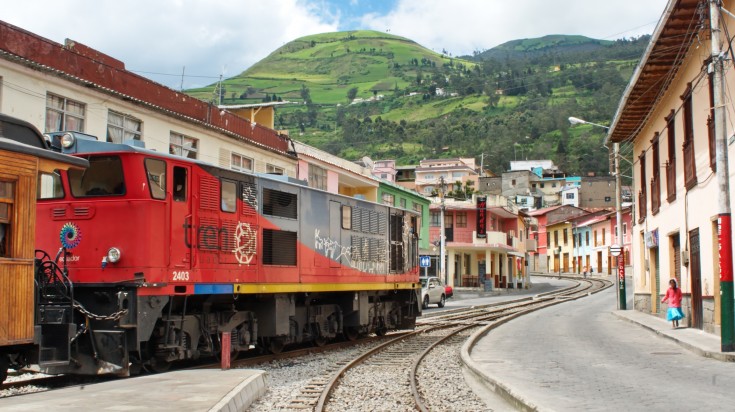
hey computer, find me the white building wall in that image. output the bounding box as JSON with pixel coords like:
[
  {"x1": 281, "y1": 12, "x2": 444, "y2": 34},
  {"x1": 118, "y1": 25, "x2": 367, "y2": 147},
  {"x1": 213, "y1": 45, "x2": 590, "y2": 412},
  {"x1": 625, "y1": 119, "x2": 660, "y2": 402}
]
[
  {"x1": 630, "y1": 39, "x2": 725, "y2": 304},
  {"x1": 0, "y1": 59, "x2": 296, "y2": 176}
]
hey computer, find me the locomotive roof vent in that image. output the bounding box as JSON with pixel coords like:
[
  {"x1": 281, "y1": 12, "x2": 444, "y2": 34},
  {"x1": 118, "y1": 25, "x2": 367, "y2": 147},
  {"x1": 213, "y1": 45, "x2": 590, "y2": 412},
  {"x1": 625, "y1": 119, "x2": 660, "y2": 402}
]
[{"x1": 123, "y1": 139, "x2": 146, "y2": 148}]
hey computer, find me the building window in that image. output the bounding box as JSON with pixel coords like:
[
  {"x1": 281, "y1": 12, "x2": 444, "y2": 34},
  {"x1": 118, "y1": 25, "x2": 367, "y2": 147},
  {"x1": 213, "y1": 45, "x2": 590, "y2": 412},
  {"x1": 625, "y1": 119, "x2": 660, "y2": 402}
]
[
  {"x1": 565, "y1": 193, "x2": 575, "y2": 199},
  {"x1": 400, "y1": 198, "x2": 407, "y2": 208},
  {"x1": 231, "y1": 153, "x2": 253, "y2": 172},
  {"x1": 554, "y1": 230, "x2": 559, "y2": 247},
  {"x1": 0, "y1": 181, "x2": 14, "y2": 257},
  {"x1": 266, "y1": 164, "x2": 284, "y2": 175},
  {"x1": 540, "y1": 183, "x2": 545, "y2": 188},
  {"x1": 623, "y1": 223, "x2": 627, "y2": 235},
  {"x1": 381, "y1": 193, "x2": 395, "y2": 206},
  {"x1": 546, "y1": 232, "x2": 550, "y2": 248},
  {"x1": 681, "y1": 83, "x2": 697, "y2": 190},
  {"x1": 563, "y1": 228, "x2": 568, "y2": 245},
  {"x1": 651, "y1": 133, "x2": 661, "y2": 215},
  {"x1": 413, "y1": 202, "x2": 422, "y2": 213},
  {"x1": 169, "y1": 132, "x2": 198, "y2": 159},
  {"x1": 309, "y1": 164, "x2": 328, "y2": 190},
  {"x1": 430, "y1": 211, "x2": 441, "y2": 227},
  {"x1": 605, "y1": 196, "x2": 611, "y2": 202},
  {"x1": 456, "y1": 212, "x2": 467, "y2": 228},
  {"x1": 45, "y1": 93, "x2": 85, "y2": 132},
  {"x1": 594, "y1": 230, "x2": 598, "y2": 247},
  {"x1": 107, "y1": 111, "x2": 142, "y2": 143},
  {"x1": 602, "y1": 228, "x2": 606, "y2": 245},
  {"x1": 665, "y1": 110, "x2": 677, "y2": 202},
  {"x1": 511, "y1": 179, "x2": 517, "y2": 186},
  {"x1": 586, "y1": 231, "x2": 590, "y2": 246}
]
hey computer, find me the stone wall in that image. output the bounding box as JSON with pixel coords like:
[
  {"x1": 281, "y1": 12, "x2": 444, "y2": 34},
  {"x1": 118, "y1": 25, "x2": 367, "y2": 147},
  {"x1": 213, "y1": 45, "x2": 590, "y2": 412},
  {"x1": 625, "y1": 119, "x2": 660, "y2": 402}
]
[{"x1": 636, "y1": 293, "x2": 718, "y2": 334}]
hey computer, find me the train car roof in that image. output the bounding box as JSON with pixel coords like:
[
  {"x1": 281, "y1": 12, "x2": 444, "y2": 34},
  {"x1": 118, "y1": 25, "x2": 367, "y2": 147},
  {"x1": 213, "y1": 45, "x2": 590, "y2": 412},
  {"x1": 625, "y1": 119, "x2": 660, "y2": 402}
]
[
  {"x1": 66, "y1": 137, "x2": 418, "y2": 215},
  {"x1": 0, "y1": 113, "x2": 47, "y2": 148},
  {"x1": 0, "y1": 138, "x2": 89, "y2": 169}
]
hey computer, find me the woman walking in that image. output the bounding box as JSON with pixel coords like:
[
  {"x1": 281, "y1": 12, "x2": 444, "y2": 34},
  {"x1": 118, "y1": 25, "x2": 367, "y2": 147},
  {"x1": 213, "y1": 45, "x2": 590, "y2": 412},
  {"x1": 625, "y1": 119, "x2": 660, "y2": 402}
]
[{"x1": 661, "y1": 278, "x2": 684, "y2": 328}]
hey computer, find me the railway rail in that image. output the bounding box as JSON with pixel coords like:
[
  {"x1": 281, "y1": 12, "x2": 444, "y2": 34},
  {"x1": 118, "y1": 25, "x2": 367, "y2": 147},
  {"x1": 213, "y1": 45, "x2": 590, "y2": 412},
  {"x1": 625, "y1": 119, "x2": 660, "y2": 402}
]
[
  {"x1": 311, "y1": 276, "x2": 611, "y2": 411},
  {"x1": 3, "y1": 276, "x2": 610, "y2": 409}
]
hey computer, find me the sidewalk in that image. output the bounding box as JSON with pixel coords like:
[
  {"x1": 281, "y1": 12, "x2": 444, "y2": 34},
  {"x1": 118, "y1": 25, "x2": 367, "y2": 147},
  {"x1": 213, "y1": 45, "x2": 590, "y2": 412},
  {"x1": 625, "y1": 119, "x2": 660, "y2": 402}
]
[{"x1": 612, "y1": 309, "x2": 735, "y2": 362}]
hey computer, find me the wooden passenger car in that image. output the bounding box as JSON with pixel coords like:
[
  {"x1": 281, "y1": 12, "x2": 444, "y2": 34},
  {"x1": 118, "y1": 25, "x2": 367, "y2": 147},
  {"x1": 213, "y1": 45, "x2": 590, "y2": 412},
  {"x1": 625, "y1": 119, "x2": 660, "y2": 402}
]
[{"x1": 0, "y1": 114, "x2": 87, "y2": 381}]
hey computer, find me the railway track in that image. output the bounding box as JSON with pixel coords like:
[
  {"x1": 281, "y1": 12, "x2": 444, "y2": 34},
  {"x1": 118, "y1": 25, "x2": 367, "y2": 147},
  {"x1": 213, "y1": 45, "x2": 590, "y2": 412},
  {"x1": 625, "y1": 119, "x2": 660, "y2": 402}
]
[
  {"x1": 3, "y1": 276, "x2": 610, "y2": 409},
  {"x1": 283, "y1": 276, "x2": 611, "y2": 411}
]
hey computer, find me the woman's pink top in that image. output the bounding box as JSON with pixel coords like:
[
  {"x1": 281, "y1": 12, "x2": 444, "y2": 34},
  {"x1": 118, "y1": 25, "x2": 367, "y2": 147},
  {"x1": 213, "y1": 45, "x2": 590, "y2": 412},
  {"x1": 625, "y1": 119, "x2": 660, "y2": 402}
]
[{"x1": 662, "y1": 287, "x2": 682, "y2": 308}]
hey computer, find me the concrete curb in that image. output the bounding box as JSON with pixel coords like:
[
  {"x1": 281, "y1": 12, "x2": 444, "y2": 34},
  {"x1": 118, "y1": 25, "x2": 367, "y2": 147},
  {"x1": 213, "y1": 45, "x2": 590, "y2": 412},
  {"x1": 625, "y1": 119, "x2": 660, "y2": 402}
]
[
  {"x1": 209, "y1": 370, "x2": 267, "y2": 412},
  {"x1": 611, "y1": 312, "x2": 735, "y2": 362}
]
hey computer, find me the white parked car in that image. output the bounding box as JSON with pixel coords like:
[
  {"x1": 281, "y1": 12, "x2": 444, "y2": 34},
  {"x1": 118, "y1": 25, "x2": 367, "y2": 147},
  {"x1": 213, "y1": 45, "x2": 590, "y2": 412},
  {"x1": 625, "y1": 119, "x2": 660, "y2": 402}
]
[{"x1": 420, "y1": 276, "x2": 446, "y2": 309}]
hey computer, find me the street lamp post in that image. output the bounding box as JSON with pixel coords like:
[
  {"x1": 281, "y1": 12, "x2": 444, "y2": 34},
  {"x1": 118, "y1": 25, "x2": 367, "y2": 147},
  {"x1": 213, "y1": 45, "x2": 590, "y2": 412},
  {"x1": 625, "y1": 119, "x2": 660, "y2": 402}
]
[{"x1": 568, "y1": 116, "x2": 626, "y2": 309}]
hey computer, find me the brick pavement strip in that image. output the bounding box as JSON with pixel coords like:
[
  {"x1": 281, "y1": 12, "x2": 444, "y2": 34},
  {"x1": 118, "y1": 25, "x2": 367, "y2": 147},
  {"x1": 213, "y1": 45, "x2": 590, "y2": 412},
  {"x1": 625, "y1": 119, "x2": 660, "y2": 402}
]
[{"x1": 464, "y1": 286, "x2": 735, "y2": 412}]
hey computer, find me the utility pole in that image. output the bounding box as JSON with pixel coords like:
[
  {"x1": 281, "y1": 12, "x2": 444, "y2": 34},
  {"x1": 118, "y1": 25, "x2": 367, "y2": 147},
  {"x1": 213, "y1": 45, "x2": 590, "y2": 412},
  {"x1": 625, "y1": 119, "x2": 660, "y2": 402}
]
[
  {"x1": 710, "y1": 0, "x2": 734, "y2": 352},
  {"x1": 615, "y1": 142, "x2": 626, "y2": 310},
  {"x1": 439, "y1": 176, "x2": 447, "y2": 286}
]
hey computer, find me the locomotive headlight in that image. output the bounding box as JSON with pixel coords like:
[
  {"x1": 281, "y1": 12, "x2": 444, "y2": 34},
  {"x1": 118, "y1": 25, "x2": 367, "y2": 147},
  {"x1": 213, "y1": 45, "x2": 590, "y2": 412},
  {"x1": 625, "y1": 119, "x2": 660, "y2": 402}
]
[
  {"x1": 106, "y1": 247, "x2": 121, "y2": 263},
  {"x1": 60, "y1": 132, "x2": 76, "y2": 148}
]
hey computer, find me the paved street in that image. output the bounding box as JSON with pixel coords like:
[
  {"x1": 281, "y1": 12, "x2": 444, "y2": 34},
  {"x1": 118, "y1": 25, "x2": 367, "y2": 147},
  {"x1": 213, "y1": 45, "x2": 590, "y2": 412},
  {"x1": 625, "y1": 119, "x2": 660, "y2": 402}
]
[{"x1": 470, "y1": 281, "x2": 735, "y2": 411}]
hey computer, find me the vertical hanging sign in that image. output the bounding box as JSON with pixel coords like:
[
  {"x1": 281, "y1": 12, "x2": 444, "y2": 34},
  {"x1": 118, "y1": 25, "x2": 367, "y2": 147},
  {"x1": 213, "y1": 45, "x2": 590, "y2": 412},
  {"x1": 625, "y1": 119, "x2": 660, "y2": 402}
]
[{"x1": 477, "y1": 196, "x2": 487, "y2": 238}]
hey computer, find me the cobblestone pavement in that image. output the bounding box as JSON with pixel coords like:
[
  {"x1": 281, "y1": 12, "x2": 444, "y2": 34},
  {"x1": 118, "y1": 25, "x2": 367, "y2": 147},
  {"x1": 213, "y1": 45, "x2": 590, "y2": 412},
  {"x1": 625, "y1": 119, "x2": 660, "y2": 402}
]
[{"x1": 470, "y1": 285, "x2": 735, "y2": 411}]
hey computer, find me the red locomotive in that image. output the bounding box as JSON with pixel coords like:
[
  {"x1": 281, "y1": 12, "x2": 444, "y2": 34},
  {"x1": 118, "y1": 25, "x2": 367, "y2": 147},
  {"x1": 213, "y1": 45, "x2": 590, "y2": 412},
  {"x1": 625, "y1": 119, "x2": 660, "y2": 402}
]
[{"x1": 30, "y1": 131, "x2": 421, "y2": 375}]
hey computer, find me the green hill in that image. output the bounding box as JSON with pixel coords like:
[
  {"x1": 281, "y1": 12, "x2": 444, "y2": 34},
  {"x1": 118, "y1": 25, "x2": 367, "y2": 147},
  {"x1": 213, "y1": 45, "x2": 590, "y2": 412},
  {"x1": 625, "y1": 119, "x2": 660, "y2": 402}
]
[
  {"x1": 187, "y1": 30, "x2": 475, "y2": 105},
  {"x1": 185, "y1": 31, "x2": 650, "y2": 177}
]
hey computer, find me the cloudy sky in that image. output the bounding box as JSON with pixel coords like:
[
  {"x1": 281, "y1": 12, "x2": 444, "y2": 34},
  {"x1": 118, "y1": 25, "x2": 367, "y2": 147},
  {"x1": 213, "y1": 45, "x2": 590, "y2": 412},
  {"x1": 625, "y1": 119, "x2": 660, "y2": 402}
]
[{"x1": 4, "y1": 0, "x2": 668, "y2": 89}]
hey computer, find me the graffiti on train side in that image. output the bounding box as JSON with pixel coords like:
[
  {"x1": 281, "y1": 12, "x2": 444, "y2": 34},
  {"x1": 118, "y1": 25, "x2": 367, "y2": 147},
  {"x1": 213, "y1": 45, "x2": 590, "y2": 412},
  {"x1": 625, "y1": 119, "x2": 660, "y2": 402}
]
[{"x1": 314, "y1": 229, "x2": 387, "y2": 274}]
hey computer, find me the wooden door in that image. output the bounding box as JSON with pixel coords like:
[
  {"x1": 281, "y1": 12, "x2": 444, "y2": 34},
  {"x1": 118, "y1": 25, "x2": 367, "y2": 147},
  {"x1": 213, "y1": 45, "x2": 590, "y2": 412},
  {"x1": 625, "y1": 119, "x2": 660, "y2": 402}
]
[
  {"x1": 563, "y1": 253, "x2": 569, "y2": 272},
  {"x1": 689, "y1": 229, "x2": 703, "y2": 329}
]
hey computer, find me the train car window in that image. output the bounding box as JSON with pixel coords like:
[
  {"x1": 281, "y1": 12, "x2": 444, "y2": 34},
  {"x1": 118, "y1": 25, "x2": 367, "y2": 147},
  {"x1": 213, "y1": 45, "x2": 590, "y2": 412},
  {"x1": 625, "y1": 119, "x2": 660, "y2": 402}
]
[
  {"x1": 262, "y1": 188, "x2": 297, "y2": 219},
  {"x1": 37, "y1": 170, "x2": 64, "y2": 199},
  {"x1": 263, "y1": 229, "x2": 297, "y2": 265},
  {"x1": 341, "y1": 205, "x2": 352, "y2": 230},
  {"x1": 68, "y1": 156, "x2": 125, "y2": 197},
  {"x1": 144, "y1": 158, "x2": 166, "y2": 200},
  {"x1": 0, "y1": 181, "x2": 14, "y2": 257},
  {"x1": 173, "y1": 166, "x2": 187, "y2": 202},
  {"x1": 221, "y1": 180, "x2": 237, "y2": 213}
]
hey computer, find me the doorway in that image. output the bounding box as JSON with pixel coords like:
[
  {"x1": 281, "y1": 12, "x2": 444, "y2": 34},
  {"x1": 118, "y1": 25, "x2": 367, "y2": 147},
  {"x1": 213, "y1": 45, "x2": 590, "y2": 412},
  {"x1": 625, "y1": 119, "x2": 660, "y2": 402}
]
[{"x1": 689, "y1": 229, "x2": 703, "y2": 329}]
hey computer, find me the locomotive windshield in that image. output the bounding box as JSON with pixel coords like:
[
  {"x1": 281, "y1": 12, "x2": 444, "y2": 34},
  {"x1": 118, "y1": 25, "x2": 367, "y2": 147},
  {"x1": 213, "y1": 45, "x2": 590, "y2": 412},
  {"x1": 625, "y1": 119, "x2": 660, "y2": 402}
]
[{"x1": 68, "y1": 155, "x2": 125, "y2": 197}]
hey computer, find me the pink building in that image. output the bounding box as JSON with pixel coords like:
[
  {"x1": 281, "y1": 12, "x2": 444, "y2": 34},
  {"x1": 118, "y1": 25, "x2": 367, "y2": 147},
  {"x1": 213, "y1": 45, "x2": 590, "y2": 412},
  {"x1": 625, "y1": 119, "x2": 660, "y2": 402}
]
[{"x1": 428, "y1": 196, "x2": 528, "y2": 289}]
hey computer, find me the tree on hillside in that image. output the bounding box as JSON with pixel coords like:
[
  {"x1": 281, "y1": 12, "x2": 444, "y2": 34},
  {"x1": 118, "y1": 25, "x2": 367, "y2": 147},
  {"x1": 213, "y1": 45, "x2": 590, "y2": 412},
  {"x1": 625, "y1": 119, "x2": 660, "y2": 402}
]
[
  {"x1": 347, "y1": 87, "x2": 358, "y2": 101},
  {"x1": 300, "y1": 84, "x2": 312, "y2": 104}
]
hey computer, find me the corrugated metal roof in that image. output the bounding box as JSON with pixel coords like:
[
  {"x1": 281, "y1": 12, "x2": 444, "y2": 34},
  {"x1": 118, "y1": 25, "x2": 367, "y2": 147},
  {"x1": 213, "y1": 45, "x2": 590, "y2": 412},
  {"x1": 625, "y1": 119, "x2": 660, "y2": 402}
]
[{"x1": 607, "y1": 0, "x2": 703, "y2": 143}]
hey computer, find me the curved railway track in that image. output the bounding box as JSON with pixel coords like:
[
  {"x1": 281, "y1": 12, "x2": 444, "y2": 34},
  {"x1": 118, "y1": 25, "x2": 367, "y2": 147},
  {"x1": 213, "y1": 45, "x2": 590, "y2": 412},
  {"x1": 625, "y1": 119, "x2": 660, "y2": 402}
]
[
  {"x1": 310, "y1": 276, "x2": 611, "y2": 411},
  {"x1": 3, "y1": 276, "x2": 611, "y2": 409}
]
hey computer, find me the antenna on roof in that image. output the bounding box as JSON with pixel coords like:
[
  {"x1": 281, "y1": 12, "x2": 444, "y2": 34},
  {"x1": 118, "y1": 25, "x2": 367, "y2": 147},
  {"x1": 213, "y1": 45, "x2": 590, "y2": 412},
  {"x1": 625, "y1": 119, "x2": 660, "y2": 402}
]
[{"x1": 180, "y1": 66, "x2": 185, "y2": 92}]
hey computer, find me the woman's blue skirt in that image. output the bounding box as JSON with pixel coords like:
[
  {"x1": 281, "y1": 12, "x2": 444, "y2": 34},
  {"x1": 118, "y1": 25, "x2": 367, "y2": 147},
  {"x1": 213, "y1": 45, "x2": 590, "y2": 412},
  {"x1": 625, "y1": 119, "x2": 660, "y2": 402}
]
[{"x1": 666, "y1": 307, "x2": 685, "y2": 321}]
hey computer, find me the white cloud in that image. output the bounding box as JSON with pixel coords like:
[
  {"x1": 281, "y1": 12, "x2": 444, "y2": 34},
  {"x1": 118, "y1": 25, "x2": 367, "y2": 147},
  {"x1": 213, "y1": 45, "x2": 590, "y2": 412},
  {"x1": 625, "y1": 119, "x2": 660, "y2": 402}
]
[
  {"x1": 359, "y1": 0, "x2": 669, "y2": 56},
  {"x1": 2, "y1": 0, "x2": 669, "y2": 89},
  {"x1": 3, "y1": 0, "x2": 338, "y2": 88}
]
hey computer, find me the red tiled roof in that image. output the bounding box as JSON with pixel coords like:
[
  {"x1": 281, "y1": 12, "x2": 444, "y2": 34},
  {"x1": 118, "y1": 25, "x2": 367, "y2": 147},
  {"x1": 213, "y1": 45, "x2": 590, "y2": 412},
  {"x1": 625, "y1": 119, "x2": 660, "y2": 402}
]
[{"x1": 0, "y1": 20, "x2": 292, "y2": 156}]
